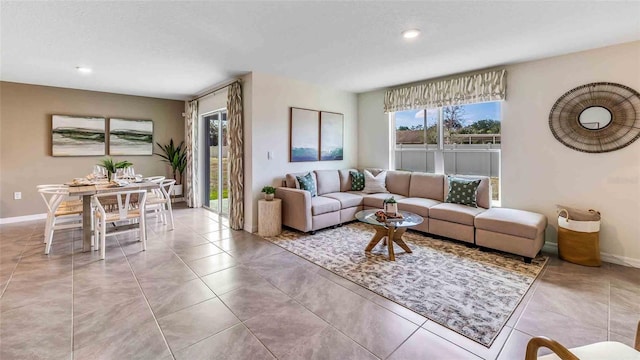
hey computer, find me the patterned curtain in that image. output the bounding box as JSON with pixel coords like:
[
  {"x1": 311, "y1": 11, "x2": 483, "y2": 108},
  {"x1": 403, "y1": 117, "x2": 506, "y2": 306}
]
[
  {"x1": 226, "y1": 82, "x2": 244, "y2": 230},
  {"x1": 185, "y1": 100, "x2": 201, "y2": 208},
  {"x1": 384, "y1": 69, "x2": 506, "y2": 113}
]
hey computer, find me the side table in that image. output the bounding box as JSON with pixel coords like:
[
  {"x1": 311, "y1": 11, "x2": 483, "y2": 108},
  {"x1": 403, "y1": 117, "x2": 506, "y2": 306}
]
[{"x1": 258, "y1": 198, "x2": 282, "y2": 237}]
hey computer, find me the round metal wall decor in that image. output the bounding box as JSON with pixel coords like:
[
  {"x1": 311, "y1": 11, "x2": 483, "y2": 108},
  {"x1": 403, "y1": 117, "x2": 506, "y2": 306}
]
[{"x1": 548, "y1": 82, "x2": 640, "y2": 153}]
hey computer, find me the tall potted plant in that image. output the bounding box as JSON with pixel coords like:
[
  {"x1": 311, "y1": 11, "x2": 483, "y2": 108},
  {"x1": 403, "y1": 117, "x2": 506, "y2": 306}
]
[
  {"x1": 155, "y1": 139, "x2": 187, "y2": 196},
  {"x1": 98, "y1": 157, "x2": 133, "y2": 181}
]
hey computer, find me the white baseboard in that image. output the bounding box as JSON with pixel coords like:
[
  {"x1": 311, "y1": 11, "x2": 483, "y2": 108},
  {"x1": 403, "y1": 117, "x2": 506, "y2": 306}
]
[
  {"x1": 0, "y1": 213, "x2": 47, "y2": 225},
  {"x1": 543, "y1": 242, "x2": 640, "y2": 268}
]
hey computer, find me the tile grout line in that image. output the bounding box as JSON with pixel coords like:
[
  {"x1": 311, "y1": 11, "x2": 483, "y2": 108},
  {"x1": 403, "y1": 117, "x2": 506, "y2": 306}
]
[
  {"x1": 71, "y1": 230, "x2": 76, "y2": 360},
  {"x1": 383, "y1": 325, "x2": 422, "y2": 360},
  {"x1": 0, "y1": 222, "x2": 41, "y2": 299},
  {"x1": 114, "y1": 233, "x2": 176, "y2": 360}
]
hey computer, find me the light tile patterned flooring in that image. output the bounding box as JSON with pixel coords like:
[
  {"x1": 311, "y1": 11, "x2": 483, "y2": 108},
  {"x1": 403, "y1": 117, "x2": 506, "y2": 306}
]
[{"x1": 1, "y1": 205, "x2": 638, "y2": 359}]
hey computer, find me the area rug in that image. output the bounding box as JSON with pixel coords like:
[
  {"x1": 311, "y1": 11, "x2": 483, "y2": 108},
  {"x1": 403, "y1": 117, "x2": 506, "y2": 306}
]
[{"x1": 263, "y1": 222, "x2": 547, "y2": 347}]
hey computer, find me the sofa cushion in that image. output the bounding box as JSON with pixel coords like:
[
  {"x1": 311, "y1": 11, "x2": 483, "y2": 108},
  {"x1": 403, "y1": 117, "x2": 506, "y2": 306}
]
[
  {"x1": 445, "y1": 175, "x2": 491, "y2": 209},
  {"x1": 311, "y1": 196, "x2": 341, "y2": 216},
  {"x1": 314, "y1": 170, "x2": 340, "y2": 196},
  {"x1": 362, "y1": 170, "x2": 389, "y2": 194},
  {"x1": 338, "y1": 168, "x2": 358, "y2": 192},
  {"x1": 322, "y1": 192, "x2": 364, "y2": 208},
  {"x1": 286, "y1": 171, "x2": 317, "y2": 189},
  {"x1": 475, "y1": 208, "x2": 547, "y2": 240},
  {"x1": 386, "y1": 171, "x2": 411, "y2": 197},
  {"x1": 296, "y1": 173, "x2": 317, "y2": 197},
  {"x1": 363, "y1": 193, "x2": 406, "y2": 209},
  {"x1": 349, "y1": 171, "x2": 365, "y2": 191},
  {"x1": 429, "y1": 203, "x2": 486, "y2": 226},
  {"x1": 409, "y1": 173, "x2": 445, "y2": 201},
  {"x1": 445, "y1": 176, "x2": 481, "y2": 207},
  {"x1": 397, "y1": 197, "x2": 442, "y2": 218}
]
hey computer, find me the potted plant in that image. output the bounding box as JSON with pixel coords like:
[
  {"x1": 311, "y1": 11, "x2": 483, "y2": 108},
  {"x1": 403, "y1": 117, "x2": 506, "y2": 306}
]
[
  {"x1": 383, "y1": 196, "x2": 398, "y2": 216},
  {"x1": 261, "y1": 186, "x2": 276, "y2": 201},
  {"x1": 98, "y1": 157, "x2": 133, "y2": 181},
  {"x1": 155, "y1": 139, "x2": 187, "y2": 196}
]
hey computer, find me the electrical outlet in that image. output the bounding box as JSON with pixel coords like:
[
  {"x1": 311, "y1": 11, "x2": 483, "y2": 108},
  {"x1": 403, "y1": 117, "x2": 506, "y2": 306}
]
[{"x1": 14, "y1": 192, "x2": 22, "y2": 200}]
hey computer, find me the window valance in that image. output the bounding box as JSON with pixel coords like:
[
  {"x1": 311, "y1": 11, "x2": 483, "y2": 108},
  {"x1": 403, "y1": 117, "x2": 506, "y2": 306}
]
[{"x1": 383, "y1": 69, "x2": 507, "y2": 113}]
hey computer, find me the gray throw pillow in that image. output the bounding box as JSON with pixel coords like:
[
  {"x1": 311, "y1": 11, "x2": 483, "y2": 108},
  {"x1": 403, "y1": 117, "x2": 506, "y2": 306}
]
[
  {"x1": 362, "y1": 170, "x2": 389, "y2": 194},
  {"x1": 445, "y1": 176, "x2": 481, "y2": 207}
]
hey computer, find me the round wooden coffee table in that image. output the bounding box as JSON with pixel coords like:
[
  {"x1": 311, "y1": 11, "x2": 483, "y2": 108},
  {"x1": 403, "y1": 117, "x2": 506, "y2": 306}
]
[{"x1": 355, "y1": 209, "x2": 424, "y2": 261}]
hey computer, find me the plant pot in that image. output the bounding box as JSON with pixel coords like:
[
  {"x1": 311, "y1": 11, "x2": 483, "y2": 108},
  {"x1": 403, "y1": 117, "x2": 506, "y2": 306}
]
[
  {"x1": 172, "y1": 184, "x2": 183, "y2": 196},
  {"x1": 264, "y1": 193, "x2": 274, "y2": 201}
]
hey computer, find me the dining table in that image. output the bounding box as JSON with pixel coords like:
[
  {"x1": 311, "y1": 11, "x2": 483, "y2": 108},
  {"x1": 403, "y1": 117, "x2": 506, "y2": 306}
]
[{"x1": 67, "y1": 181, "x2": 160, "y2": 252}]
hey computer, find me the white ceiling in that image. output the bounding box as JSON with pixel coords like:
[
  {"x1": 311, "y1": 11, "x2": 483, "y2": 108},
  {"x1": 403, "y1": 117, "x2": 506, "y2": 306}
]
[{"x1": 1, "y1": 1, "x2": 639, "y2": 100}]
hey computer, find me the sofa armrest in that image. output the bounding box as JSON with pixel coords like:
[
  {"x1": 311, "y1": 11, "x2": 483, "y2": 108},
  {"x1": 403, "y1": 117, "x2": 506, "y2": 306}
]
[{"x1": 275, "y1": 187, "x2": 312, "y2": 232}]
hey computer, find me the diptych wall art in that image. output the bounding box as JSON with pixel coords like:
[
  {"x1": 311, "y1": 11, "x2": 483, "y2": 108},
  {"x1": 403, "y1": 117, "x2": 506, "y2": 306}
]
[
  {"x1": 52, "y1": 115, "x2": 106, "y2": 156},
  {"x1": 320, "y1": 111, "x2": 344, "y2": 161},
  {"x1": 289, "y1": 107, "x2": 344, "y2": 162},
  {"x1": 290, "y1": 107, "x2": 320, "y2": 162},
  {"x1": 109, "y1": 118, "x2": 154, "y2": 155}
]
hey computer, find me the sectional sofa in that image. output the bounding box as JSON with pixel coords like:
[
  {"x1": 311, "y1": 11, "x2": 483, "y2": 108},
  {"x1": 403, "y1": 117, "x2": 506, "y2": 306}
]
[{"x1": 275, "y1": 169, "x2": 547, "y2": 262}]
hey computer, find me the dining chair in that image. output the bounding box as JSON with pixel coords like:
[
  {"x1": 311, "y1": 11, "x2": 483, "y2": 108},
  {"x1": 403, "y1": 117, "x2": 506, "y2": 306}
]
[
  {"x1": 92, "y1": 190, "x2": 147, "y2": 260},
  {"x1": 38, "y1": 186, "x2": 84, "y2": 254},
  {"x1": 146, "y1": 179, "x2": 175, "y2": 230},
  {"x1": 525, "y1": 320, "x2": 640, "y2": 359}
]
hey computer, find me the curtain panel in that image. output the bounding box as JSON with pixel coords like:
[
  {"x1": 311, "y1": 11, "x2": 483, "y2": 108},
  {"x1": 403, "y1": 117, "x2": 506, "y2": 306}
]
[
  {"x1": 383, "y1": 69, "x2": 507, "y2": 113},
  {"x1": 226, "y1": 82, "x2": 244, "y2": 230},
  {"x1": 185, "y1": 99, "x2": 201, "y2": 208}
]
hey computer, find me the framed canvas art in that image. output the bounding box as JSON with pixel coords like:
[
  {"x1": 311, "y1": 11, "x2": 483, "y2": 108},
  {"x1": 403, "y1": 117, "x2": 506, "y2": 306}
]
[
  {"x1": 290, "y1": 107, "x2": 320, "y2": 162},
  {"x1": 51, "y1": 115, "x2": 106, "y2": 156},
  {"x1": 320, "y1": 111, "x2": 344, "y2": 161},
  {"x1": 109, "y1": 118, "x2": 154, "y2": 155}
]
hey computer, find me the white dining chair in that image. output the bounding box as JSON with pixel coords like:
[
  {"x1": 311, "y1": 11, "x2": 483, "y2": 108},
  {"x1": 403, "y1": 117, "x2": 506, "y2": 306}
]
[
  {"x1": 93, "y1": 190, "x2": 147, "y2": 260},
  {"x1": 146, "y1": 179, "x2": 175, "y2": 230},
  {"x1": 38, "y1": 186, "x2": 84, "y2": 254}
]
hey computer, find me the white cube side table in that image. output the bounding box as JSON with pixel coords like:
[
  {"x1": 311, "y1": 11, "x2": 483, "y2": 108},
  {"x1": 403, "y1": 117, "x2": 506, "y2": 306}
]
[{"x1": 258, "y1": 198, "x2": 282, "y2": 237}]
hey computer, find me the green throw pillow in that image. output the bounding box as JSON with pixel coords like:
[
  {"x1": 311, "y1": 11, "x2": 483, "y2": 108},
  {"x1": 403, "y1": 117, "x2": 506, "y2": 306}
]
[
  {"x1": 350, "y1": 171, "x2": 365, "y2": 191},
  {"x1": 296, "y1": 173, "x2": 317, "y2": 197},
  {"x1": 446, "y1": 177, "x2": 481, "y2": 207}
]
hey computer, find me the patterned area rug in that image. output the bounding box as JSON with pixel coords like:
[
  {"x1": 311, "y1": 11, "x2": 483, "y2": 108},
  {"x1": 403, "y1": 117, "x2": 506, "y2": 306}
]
[{"x1": 263, "y1": 222, "x2": 547, "y2": 347}]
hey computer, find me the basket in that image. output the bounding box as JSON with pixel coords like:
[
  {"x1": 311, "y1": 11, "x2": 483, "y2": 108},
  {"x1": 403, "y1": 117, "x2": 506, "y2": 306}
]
[{"x1": 557, "y1": 206, "x2": 601, "y2": 267}]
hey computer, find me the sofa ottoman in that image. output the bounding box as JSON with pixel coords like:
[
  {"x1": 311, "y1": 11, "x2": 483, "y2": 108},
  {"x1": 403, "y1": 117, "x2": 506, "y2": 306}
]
[{"x1": 474, "y1": 208, "x2": 547, "y2": 263}]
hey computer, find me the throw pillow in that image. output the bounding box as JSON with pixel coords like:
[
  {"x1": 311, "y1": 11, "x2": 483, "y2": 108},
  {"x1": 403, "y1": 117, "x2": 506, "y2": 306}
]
[
  {"x1": 445, "y1": 176, "x2": 481, "y2": 207},
  {"x1": 362, "y1": 170, "x2": 389, "y2": 194},
  {"x1": 350, "y1": 171, "x2": 365, "y2": 191},
  {"x1": 296, "y1": 173, "x2": 317, "y2": 197}
]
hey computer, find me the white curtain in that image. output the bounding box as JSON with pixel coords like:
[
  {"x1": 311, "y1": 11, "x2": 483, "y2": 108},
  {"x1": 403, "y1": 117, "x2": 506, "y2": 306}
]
[
  {"x1": 384, "y1": 69, "x2": 506, "y2": 113},
  {"x1": 185, "y1": 100, "x2": 201, "y2": 208}
]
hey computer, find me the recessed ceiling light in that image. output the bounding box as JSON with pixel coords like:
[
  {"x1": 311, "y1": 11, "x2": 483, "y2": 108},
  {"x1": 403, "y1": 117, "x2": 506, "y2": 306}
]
[
  {"x1": 76, "y1": 66, "x2": 92, "y2": 74},
  {"x1": 402, "y1": 29, "x2": 421, "y2": 39}
]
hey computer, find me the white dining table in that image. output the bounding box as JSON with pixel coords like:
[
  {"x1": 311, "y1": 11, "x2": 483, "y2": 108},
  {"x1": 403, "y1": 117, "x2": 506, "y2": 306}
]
[{"x1": 67, "y1": 181, "x2": 160, "y2": 251}]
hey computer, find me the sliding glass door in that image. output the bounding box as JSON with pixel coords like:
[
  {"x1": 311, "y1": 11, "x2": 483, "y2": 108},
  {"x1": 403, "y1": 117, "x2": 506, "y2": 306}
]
[{"x1": 203, "y1": 110, "x2": 228, "y2": 215}]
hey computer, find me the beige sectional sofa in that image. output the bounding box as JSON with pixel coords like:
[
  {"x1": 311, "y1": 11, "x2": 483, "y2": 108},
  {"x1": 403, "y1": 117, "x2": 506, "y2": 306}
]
[{"x1": 275, "y1": 169, "x2": 547, "y2": 262}]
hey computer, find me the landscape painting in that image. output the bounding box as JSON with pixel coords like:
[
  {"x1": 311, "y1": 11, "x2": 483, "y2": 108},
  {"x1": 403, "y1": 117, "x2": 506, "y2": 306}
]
[
  {"x1": 290, "y1": 107, "x2": 319, "y2": 162},
  {"x1": 109, "y1": 118, "x2": 153, "y2": 155},
  {"x1": 52, "y1": 115, "x2": 106, "y2": 156},
  {"x1": 320, "y1": 111, "x2": 344, "y2": 161}
]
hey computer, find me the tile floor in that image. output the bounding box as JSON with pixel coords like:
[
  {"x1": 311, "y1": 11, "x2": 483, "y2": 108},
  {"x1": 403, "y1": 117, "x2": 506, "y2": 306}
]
[{"x1": 1, "y1": 205, "x2": 638, "y2": 359}]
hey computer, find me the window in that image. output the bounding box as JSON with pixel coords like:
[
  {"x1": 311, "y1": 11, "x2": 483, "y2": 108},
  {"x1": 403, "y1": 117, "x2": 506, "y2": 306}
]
[{"x1": 393, "y1": 102, "x2": 501, "y2": 203}]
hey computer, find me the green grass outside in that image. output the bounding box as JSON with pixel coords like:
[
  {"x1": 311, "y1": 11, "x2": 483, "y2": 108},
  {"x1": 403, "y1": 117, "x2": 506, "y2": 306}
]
[{"x1": 210, "y1": 189, "x2": 229, "y2": 201}]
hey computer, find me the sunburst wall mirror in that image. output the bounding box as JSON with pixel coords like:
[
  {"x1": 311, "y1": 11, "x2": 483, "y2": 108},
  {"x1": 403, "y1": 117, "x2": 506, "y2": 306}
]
[{"x1": 548, "y1": 82, "x2": 640, "y2": 153}]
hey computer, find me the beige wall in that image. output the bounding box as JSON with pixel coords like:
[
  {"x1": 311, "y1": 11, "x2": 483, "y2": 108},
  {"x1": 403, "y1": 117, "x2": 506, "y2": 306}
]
[
  {"x1": 357, "y1": 40, "x2": 640, "y2": 266},
  {"x1": 0, "y1": 82, "x2": 185, "y2": 219},
  {"x1": 245, "y1": 72, "x2": 358, "y2": 232}
]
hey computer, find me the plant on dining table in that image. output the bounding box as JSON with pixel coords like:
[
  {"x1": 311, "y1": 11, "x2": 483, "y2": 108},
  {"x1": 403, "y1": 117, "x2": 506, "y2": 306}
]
[{"x1": 98, "y1": 157, "x2": 133, "y2": 181}]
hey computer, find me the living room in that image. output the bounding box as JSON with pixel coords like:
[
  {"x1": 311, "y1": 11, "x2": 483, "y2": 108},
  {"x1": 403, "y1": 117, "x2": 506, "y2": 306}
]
[{"x1": 1, "y1": 1, "x2": 639, "y2": 360}]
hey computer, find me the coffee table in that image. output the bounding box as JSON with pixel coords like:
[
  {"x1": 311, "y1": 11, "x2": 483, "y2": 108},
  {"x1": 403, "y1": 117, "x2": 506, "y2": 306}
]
[{"x1": 355, "y1": 209, "x2": 424, "y2": 261}]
